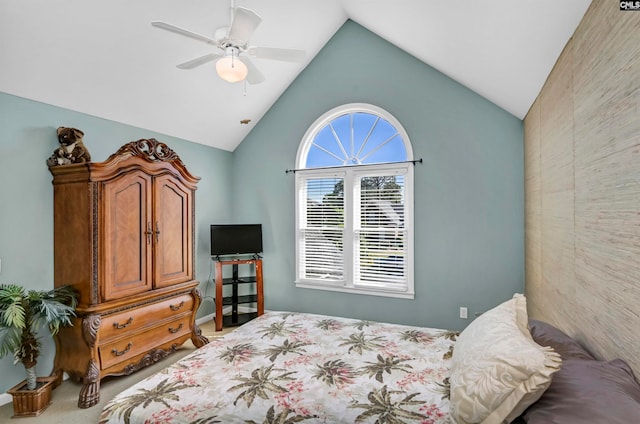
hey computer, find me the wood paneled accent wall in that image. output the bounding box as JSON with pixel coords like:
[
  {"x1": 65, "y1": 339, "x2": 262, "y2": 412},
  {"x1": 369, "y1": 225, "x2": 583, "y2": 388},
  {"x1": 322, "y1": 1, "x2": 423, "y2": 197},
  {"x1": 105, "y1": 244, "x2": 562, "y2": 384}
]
[{"x1": 525, "y1": 1, "x2": 640, "y2": 375}]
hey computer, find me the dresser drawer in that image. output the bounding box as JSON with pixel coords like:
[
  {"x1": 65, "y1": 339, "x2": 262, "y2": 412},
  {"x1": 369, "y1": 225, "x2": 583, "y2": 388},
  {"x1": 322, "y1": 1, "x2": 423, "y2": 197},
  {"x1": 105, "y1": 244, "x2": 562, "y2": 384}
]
[
  {"x1": 98, "y1": 315, "x2": 192, "y2": 369},
  {"x1": 100, "y1": 294, "x2": 194, "y2": 341}
]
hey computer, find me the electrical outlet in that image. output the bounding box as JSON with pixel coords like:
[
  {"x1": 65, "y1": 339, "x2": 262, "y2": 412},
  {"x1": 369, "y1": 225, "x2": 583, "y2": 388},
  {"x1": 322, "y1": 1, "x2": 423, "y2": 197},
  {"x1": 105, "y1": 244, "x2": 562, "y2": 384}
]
[{"x1": 459, "y1": 307, "x2": 468, "y2": 319}]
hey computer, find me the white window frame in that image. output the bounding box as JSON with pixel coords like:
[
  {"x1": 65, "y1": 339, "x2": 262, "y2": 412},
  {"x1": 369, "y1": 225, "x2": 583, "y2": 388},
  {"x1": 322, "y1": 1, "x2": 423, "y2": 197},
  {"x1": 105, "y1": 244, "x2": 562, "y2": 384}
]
[{"x1": 295, "y1": 103, "x2": 414, "y2": 299}]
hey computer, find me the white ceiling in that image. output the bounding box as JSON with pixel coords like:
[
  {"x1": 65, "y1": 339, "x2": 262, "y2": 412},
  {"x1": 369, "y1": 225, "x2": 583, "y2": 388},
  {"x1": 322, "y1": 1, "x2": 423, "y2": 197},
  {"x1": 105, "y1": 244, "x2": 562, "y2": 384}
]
[{"x1": 0, "y1": 0, "x2": 591, "y2": 152}]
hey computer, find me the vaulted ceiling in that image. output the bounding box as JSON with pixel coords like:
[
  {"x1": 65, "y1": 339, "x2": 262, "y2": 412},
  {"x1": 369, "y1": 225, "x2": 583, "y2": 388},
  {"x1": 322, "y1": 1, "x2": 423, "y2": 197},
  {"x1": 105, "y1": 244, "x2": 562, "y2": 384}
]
[{"x1": 0, "y1": 1, "x2": 591, "y2": 151}]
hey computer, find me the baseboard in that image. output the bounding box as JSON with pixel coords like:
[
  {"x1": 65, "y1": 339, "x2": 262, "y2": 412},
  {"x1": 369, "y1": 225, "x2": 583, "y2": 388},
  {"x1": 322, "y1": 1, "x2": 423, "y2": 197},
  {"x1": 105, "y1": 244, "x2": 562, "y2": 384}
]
[
  {"x1": 0, "y1": 391, "x2": 11, "y2": 407},
  {"x1": 0, "y1": 310, "x2": 251, "y2": 407},
  {"x1": 196, "y1": 313, "x2": 215, "y2": 325}
]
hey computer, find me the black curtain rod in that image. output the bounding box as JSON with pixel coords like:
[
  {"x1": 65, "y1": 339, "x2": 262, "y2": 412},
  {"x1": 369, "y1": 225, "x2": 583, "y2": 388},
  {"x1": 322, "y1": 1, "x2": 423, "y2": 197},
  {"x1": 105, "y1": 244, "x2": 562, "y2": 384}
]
[{"x1": 285, "y1": 158, "x2": 422, "y2": 174}]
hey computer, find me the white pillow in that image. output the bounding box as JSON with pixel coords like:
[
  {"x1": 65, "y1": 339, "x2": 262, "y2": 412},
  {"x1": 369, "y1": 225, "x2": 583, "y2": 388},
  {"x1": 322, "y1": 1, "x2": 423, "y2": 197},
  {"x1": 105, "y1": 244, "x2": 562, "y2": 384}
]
[{"x1": 449, "y1": 294, "x2": 562, "y2": 424}]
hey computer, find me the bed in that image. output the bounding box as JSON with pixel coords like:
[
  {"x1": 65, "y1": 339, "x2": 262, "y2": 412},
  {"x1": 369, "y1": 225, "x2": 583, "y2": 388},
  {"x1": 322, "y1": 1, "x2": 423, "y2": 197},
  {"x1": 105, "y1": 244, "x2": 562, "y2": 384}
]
[
  {"x1": 99, "y1": 310, "x2": 456, "y2": 423},
  {"x1": 99, "y1": 295, "x2": 640, "y2": 424}
]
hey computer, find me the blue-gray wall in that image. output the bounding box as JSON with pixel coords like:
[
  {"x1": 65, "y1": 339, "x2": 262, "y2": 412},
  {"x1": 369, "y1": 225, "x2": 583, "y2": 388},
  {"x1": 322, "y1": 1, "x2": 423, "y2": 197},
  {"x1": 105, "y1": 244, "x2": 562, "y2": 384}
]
[
  {"x1": 231, "y1": 21, "x2": 524, "y2": 329},
  {"x1": 0, "y1": 92, "x2": 233, "y2": 394}
]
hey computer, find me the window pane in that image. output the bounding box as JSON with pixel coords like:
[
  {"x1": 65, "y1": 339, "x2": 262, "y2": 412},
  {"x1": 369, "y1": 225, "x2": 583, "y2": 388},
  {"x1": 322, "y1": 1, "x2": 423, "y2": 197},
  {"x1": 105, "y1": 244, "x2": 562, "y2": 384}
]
[
  {"x1": 300, "y1": 177, "x2": 344, "y2": 281},
  {"x1": 355, "y1": 175, "x2": 407, "y2": 288},
  {"x1": 357, "y1": 118, "x2": 406, "y2": 164},
  {"x1": 307, "y1": 126, "x2": 345, "y2": 168},
  {"x1": 356, "y1": 229, "x2": 407, "y2": 288},
  {"x1": 360, "y1": 176, "x2": 405, "y2": 228},
  {"x1": 306, "y1": 112, "x2": 407, "y2": 168},
  {"x1": 359, "y1": 135, "x2": 406, "y2": 164}
]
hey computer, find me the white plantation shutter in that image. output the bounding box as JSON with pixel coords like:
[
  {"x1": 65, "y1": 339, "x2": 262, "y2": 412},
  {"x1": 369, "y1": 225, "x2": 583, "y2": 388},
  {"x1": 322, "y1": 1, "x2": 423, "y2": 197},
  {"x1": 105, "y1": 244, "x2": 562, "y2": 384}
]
[
  {"x1": 355, "y1": 172, "x2": 407, "y2": 290},
  {"x1": 298, "y1": 174, "x2": 345, "y2": 283}
]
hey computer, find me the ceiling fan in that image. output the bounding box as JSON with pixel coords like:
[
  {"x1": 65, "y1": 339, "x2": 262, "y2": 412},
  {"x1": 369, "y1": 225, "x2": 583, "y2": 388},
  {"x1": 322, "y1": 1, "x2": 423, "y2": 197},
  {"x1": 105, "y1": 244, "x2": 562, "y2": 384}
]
[{"x1": 151, "y1": 4, "x2": 306, "y2": 84}]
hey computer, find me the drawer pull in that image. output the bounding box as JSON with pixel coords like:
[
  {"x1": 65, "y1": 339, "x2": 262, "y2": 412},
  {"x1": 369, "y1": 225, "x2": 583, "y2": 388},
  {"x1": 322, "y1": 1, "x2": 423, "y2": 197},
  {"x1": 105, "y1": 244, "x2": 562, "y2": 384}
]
[
  {"x1": 168, "y1": 323, "x2": 184, "y2": 333},
  {"x1": 169, "y1": 301, "x2": 185, "y2": 311},
  {"x1": 113, "y1": 317, "x2": 134, "y2": 329},
  {"x1": 112, "y1": 342, "x2": 133, "y2": 356}
]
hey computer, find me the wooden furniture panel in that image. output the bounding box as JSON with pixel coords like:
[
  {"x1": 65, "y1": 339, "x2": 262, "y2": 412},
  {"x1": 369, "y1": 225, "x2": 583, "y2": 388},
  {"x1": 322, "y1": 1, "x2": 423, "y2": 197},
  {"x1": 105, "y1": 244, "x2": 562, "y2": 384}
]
[
  {"x1": 52, "y1": 181, "x2": 94, "y2": 305},
  {"x1": 99, "y1": 315, "x2": 192, "y2": 369},
  {"x1": 154, "y1": 173, "x2": 193, "y2": 289},
  {"x1": 99, "y1": 293, "x2": 194, "y2": 342},
  {"x1": 50, "y1": 139, "x2": 209, "y2": 408},
  {"x1": 102, "y1": 171, "x2": 153, "y2": 301}
]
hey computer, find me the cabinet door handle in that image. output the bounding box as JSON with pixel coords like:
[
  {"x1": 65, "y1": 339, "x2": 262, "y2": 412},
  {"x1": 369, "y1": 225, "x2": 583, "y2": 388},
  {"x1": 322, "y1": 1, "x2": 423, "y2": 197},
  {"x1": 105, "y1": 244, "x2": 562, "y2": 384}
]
[
  {"x1": 112, "y1": 342, "x2": 132, "y2": 356},
  {"x1": 113, "y1": 317, "x2": 134, "y2": 329},
  {"x1": 169, "y1": 301, "x2": 185, "y2": 311},
  {"x1": 145, "y1": 222, "x2": 153, "y2": 244},
  {"x1": 155, "y1": 221, "x2": 161, "y2": 242},
  {"x1": 168, "y1": 323, "x2": 183, "y2": 333}
]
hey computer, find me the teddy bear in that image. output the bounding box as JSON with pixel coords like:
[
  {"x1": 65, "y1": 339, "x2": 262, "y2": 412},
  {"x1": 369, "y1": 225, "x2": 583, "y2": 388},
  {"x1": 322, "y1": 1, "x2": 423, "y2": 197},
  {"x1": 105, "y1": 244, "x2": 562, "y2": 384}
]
[{"x1": 46, "y1": 127, "x2": 91, "y2": 166}]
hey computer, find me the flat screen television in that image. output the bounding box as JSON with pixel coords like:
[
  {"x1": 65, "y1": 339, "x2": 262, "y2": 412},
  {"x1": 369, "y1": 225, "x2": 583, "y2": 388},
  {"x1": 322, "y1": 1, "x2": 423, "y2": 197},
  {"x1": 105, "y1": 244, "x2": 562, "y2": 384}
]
[{"x1": 210, "y1": 224, "x2": 263, "y2": 257}]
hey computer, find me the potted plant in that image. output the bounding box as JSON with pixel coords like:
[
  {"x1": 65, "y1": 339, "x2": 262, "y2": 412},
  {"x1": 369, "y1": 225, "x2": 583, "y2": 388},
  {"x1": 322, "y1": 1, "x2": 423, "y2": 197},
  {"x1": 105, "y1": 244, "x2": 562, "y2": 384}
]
[{"x1": 0, "y1": 283, "x2": 78, "y2": 417}]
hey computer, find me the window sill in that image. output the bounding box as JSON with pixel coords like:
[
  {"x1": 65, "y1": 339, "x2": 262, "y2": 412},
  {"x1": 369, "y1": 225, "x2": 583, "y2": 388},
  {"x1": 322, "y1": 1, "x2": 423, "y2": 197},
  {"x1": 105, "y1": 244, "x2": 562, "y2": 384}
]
[{"x1": 295, "y1": 281, "x2": 414, "y2": 299}]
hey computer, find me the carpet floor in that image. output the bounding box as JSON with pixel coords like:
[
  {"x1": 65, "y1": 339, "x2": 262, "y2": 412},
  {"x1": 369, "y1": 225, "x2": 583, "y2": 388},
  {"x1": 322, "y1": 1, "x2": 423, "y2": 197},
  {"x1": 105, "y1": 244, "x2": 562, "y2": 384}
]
[{"x1": 0, "y1": 319, "x2": 230, "y2": 423}]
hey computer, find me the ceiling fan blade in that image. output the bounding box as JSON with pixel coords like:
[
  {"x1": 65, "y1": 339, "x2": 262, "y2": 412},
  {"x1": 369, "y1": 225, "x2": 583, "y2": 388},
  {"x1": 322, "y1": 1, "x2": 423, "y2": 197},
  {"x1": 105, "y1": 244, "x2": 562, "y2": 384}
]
[
  {"x1": 228, "y1": 7, "x2": 262, "y2": 44},
  {"x1": 242, "y1": 57, "x2": 265, "y2": 85},
  {"x1": 151, "y1": 21, "x2": 218, "y2": 45},
  {"x1": 250, "y1": 46, "x2": 306, "y2": 63},
  {"x1": 176, "y1": 53, "x2": 221, "y2": 69}
]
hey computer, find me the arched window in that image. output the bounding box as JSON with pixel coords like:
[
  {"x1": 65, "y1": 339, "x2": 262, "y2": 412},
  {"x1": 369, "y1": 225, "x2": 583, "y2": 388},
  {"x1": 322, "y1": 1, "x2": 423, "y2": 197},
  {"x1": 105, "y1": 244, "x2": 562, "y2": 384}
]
[{"x1": 295, "y1": 104, "x2": 414, "y2": 298}]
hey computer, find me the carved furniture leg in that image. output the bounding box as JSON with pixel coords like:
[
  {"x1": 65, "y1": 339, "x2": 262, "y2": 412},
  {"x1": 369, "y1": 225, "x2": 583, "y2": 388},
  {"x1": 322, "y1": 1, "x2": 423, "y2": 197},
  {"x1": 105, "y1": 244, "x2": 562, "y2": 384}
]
[
  {"x1": 191, "y1": 324, "x2": 209, "y2": 348},
  {"x1": 190, "y1": 288, "x2": 210, "y2": 348},
  {"x1": 78, "y1": 359, "x2": 101, "y2": 408},
  {"x1": 78, "y1": 315, "x2": 102, "y2": 408}
]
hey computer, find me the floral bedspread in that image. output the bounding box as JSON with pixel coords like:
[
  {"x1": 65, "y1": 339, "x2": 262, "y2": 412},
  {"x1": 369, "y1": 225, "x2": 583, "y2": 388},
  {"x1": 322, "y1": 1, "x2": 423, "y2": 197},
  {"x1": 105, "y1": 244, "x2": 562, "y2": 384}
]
[{"x1": 99, "y1": 311, "x2": 456, "y2": 424}]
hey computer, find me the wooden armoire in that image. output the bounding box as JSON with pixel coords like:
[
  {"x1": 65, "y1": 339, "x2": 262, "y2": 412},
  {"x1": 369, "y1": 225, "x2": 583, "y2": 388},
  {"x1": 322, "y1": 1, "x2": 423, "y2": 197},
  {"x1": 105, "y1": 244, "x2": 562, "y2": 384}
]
[{"x1": 49, "y1": 139, "x2": 209, "y2": 408}]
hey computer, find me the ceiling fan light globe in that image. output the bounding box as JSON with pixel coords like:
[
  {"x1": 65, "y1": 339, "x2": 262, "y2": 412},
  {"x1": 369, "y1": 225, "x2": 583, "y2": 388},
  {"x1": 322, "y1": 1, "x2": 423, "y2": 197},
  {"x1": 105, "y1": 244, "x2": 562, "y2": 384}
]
[{"x1": 216, "y1": 56, "x2": 248, "y2": 83}]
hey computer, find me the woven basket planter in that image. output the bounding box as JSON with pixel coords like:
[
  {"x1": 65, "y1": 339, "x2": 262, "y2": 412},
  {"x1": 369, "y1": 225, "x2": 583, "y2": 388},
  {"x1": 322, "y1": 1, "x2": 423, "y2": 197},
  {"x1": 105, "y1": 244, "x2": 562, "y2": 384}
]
[{"x1": 7, "y1": 377, "x2": 55, "y2": 418}]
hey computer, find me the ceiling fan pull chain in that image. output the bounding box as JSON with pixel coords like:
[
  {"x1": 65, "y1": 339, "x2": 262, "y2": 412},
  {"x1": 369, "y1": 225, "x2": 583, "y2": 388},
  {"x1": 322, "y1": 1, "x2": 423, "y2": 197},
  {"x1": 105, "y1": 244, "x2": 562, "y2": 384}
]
[{"x1": 229, "y1": 0, "x2": 234, "y2": 34}]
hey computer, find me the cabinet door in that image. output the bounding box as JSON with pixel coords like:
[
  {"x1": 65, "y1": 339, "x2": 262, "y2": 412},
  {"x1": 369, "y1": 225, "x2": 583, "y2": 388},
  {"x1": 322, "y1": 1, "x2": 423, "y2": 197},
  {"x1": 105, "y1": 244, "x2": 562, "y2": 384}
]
[
  {"x1": 102, "y1": 171, "x2": 153, "y2": 301},
  {"x1": 153, "y1": 174, "x2": 193, "y2": 288}
]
